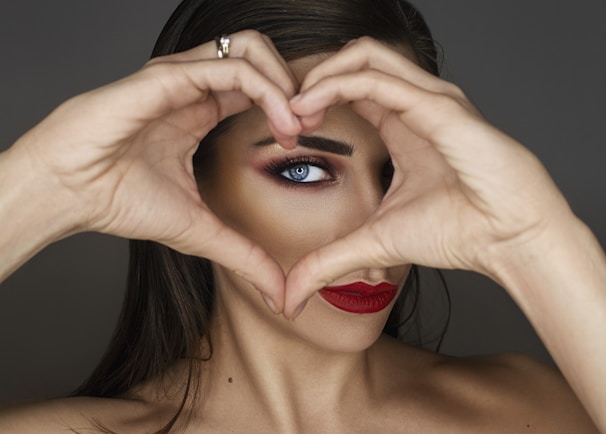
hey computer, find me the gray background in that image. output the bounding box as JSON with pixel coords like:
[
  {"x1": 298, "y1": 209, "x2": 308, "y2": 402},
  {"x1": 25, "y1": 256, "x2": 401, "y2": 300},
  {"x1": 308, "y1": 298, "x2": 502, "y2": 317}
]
[{"x1": 0, "y1": 1, "x2": 604, "y2": 403}]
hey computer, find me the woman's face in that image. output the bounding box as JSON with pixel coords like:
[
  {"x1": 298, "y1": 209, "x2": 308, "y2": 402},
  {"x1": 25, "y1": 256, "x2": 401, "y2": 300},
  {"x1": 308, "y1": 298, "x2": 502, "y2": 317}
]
[{"x1": 199, "y1": 56, "x2": 411, "y2": 352}]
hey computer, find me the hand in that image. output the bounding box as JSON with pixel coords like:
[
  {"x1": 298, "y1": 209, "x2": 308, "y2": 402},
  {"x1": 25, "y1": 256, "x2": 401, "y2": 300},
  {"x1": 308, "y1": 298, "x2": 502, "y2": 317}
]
[
  {"x1": 10, "y1": 30, "x2": 301, "y2": 307},
  {"x1": 284, "y1": 37, "x2": 574, "y2": 317}
]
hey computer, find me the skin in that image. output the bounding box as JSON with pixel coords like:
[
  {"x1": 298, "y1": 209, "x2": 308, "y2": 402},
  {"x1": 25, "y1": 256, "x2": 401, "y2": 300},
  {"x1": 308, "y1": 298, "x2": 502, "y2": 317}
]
[
  {"x1": 200, "y1": 57, "x2": 410, "y2": 353},
  {"x1": 0, "y1": 32, "x2": 603, "y2": 433}
]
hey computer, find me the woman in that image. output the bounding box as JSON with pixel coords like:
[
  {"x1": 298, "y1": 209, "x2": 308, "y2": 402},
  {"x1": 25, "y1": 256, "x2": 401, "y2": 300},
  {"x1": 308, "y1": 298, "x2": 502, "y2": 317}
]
[{"x1": 0, "y1": 0, "x2": 604, "y2": 432}]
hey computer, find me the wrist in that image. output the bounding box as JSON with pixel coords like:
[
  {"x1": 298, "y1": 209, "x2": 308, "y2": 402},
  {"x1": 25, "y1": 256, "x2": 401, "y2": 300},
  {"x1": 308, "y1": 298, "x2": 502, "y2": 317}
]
[
  {"x1": 483, "y1": 215, "x2": 606, "y2": 432},
  {"x1": 485, "y1": 217, "x2": 603, "y2": 292},
  {"x1": 0, "y1": 144, "x2": 82, "y2": 281}
]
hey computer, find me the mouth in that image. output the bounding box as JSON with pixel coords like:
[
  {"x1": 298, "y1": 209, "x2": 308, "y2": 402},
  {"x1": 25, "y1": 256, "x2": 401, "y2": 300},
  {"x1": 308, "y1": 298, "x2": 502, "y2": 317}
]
[{"x1": 318, "y1": 282, "x2": 399, "y2": 314}]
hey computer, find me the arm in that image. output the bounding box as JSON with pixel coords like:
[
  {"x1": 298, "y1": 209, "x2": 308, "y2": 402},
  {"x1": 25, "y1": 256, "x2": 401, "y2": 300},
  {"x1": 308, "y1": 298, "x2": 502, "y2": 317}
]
[
  {"x1": 0, "y1": 30, "x2": 301, "y2": 309},
  {"x1": 490, "y1": 217, "x2": 606, "y2": 430},
  {"x1": 285, "y1": 37, "x2": 606, "y2": 431},
  {"x1": 0, "y1": 145, "x2": 76, "y2": 282}
]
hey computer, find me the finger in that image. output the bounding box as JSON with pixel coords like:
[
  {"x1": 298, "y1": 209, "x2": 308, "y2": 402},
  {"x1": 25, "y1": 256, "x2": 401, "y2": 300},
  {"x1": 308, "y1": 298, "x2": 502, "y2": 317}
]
[
  {"x1": 258, "y1": 33, "x2": 300, "y2": 95},
  {"x1": 187, "y1": 58, "x2": 301, "y2": 146},
  {"x1": 284, "y1": 224, "x2": 391, "y2": 319},
  {"x1": 98, "y1": 57, "x2": 301, "y2": 142},
  {"x1": 152, "y1": 29, "x2": 299, "y2": 101},
  {"x1": 300, "y1": 36, "x2": 446, "y2": 94},
  {"x1": 291, "y1": 70, "x2": 491, "y2": 166},
  {"x1": 163, "y1": 58, "x2": 301, "y2": 141},
  {"x1": 171, "y1": 207, "x2": 286, "y2": 313},
  {"x1": 194, "y1": 90, "x2": 298, "y2": 144},
  {"x1": 292, "y1": 70, "x2": 520, "y2": 208}
]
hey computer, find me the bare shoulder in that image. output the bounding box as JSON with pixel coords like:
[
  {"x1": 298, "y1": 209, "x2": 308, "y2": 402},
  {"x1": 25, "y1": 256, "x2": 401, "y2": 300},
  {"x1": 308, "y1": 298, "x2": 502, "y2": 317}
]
[
  {"x1": 436, "y1": 352, "x2": 598, "y2": 432},
  {"x1": 375, "y1": 338, "x2": 599, "y2": 433},
  {"x1": 0, "y1": 395, "x2": 172, "y2": 434}
]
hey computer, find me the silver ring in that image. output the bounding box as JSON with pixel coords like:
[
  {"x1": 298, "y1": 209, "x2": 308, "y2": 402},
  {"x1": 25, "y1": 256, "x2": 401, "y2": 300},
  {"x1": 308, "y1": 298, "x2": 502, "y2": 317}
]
[{"x1": 215, "y1": 35, "x2": 231, "y2": 59}]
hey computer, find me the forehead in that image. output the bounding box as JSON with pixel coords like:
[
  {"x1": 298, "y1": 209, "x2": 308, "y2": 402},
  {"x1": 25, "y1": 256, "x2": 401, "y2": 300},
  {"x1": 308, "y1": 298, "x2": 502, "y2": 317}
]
[{"x1": 289, "y1": 53, "x2": 333, "y2": 81}]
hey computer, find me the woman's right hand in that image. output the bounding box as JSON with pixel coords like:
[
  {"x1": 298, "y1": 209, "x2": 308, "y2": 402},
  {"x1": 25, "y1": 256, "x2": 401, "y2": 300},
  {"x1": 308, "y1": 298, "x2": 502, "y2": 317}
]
[{"x1": 2, "y1": 30, "x2": 300, "y2": 308}]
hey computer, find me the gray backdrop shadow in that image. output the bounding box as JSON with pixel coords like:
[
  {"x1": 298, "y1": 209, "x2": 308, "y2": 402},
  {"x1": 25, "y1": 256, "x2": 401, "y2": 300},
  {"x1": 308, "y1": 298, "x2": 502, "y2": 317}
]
[{"x1": 1, "y1": 0, "x2": 604, "y2": 402}]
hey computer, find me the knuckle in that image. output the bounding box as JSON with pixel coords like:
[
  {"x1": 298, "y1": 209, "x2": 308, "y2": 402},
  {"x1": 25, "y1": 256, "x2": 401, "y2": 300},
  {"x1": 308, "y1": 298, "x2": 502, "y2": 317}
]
[
  {"x1": 230, "y1": 60, "x2": 255, "y2": 86},
  {"x1": 431, "y1": 91, "x2": 464, "y2": 113},
  {"x1": 239, "y1": 29, "x2": 263, "y2": 38},
  {"x1": 260, "y1": 33, "x2": 274, "y2": 45},
  {"x1": 236, "y1": 29, "x2": 264, "y2": 46},
  {"x1": 355, "y1": 35, "x2": 379, "y2": 48},
  {"x1": 140, "y1": 60, "x2": 175, "y2": 78},
  {"x1": 358, "y1": 70, "x2": 382, "y2": 93}
]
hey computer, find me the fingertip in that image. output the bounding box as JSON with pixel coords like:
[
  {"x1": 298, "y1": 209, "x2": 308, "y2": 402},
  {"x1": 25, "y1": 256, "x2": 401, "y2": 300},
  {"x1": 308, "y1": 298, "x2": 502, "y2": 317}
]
[
  {"x1": 268, "y1": 116, "x2": 301, "y2": 149},
  {"x1": 283, "y1": 233, "x2": 374, "y2": 316},
  {"x1": 290, "y1": 94, "x2": 324, "y2": 131},
  {"x1": 290, "y1": 298, "x2": 309, "y2": 321},
  {"x1": 191, "y1": 216, "x2": 287, "y2": 311},
  {"x1": 297, "y1": 73, "x2": 320, "y2": 94},
  {"x1": 289, "y1": 93, "x2": 304, "y2": 106},
  {"x1": 247, "y1": 261, "x2": 286, "y2": 311},
  {"x1": 298, "y1": 112, "x2": 324, "y2": 133},
  {"x1": 276, "y1": 135, "x2": 298, "y2": 149},
  {"x1": 261, "y1": 293, "x2": 280, "y2": 315},
  {"x1": 289, "y1": 90, "x2": 316, "y2": 110}
]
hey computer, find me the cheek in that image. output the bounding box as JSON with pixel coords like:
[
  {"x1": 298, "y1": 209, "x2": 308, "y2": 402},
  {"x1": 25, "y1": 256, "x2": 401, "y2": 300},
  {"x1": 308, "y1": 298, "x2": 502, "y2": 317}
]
[{"x1": 205, "y1": 169, "x2": 368, "y2": 272}]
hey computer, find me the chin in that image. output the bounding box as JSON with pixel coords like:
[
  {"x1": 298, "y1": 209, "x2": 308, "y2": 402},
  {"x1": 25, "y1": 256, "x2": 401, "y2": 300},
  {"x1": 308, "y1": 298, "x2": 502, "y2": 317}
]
[
  {"x1": 212, "y1": 264, "x2": 402, "y2": 355},
  {"x1": 289, "y1": 294, "x2": 394, "y2": 354}
]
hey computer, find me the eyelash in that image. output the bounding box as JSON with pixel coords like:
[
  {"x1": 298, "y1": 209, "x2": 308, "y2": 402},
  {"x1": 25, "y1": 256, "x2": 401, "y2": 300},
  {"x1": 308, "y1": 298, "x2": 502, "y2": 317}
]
[{"x1": 265, "y1": 156, "x2": 336, "y2": 186}]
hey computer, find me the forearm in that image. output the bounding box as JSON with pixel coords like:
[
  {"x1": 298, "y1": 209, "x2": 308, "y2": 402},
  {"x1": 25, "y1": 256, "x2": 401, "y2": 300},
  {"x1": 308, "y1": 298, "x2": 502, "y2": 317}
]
[
  {"x1": 489, "y1": 218, "x2": 606, "y2": 431},
  {"x1": 0, "y1": 144, "x2": 77, "y2": 283}
]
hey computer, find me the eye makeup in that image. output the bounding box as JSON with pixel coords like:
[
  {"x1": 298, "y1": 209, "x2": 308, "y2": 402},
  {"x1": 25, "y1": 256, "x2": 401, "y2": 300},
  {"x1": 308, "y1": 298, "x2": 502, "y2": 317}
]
[{"x1": 264, "y1": 155, "x2": 337, "y2": 187}]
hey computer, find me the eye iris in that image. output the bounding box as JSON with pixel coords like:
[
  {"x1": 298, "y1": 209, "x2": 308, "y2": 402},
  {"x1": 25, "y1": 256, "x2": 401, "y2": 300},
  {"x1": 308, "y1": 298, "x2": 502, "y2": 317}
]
[{"x1": 289, "y1": 164, "x2": 309, "y2": 181}]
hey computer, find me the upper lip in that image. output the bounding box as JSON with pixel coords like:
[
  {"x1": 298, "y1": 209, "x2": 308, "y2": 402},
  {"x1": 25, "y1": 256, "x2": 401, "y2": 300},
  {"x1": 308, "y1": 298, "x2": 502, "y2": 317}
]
[{"x1": 321, "y1": 281, "x2": 398, "y2": 297}]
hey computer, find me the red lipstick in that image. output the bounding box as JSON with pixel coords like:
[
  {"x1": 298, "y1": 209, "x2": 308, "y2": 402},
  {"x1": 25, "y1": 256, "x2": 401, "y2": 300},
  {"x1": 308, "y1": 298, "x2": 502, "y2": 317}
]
[{"x1": 319, "y1": 282, "x2": 398, "y2": 314}]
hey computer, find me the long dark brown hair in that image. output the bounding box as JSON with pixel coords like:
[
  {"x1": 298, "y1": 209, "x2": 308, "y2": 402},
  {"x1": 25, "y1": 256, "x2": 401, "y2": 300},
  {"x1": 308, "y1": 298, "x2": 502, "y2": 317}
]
[{"x1": 73, "y1": 1, "x2": 448, "y2": 432}]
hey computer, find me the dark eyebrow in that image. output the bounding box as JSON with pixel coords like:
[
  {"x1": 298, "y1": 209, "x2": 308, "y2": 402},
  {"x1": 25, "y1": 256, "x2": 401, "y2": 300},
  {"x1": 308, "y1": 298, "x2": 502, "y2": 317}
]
[{"x1": 252, "y1": 136, "x2": 354, "y2": 156}]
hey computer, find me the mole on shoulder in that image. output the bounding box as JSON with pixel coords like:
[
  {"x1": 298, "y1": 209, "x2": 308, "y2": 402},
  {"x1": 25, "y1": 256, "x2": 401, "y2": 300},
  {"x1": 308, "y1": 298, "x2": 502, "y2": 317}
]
[{"x1": 228, "y1": 377, "x2": 233, "y2": 383}]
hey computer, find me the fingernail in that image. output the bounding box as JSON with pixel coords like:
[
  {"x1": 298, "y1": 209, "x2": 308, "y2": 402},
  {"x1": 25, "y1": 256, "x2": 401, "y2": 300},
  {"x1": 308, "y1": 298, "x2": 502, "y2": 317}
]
[
  {"x1": 291, "y1": 299, "x2": 309, "y2": 321},
  {"x1": 261, "y1": 294, "x2": 279, "y2": 315}
]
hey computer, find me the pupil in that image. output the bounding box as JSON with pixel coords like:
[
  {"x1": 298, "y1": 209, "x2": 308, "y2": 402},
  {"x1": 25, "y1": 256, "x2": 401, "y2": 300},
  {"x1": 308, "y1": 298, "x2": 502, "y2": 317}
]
[{"x1": 289, "y1": 164, "x2": 309, "y2": 181}]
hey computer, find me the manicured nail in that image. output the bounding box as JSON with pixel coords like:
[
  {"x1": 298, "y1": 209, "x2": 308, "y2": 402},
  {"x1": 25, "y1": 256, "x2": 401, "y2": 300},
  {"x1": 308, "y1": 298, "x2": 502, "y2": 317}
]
[
  {"x1": 261, "y1": 294, "x2": 279, "y2": 315},
  {"x1": 291, "y1": 299, "x2": 309, "y2": 321}
]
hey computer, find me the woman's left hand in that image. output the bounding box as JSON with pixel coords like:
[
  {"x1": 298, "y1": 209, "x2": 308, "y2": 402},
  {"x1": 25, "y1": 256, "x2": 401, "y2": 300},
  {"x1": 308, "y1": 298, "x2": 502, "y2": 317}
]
[
  {"x1": 284, "y1": 37, "x2": 576, "y2": 316},
  {"x1": 283, "y1": 37, "x2": 606, "y2": 431}
]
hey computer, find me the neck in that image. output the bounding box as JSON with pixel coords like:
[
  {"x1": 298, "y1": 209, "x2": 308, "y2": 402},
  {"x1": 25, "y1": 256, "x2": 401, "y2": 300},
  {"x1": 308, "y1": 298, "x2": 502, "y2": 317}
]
[{"x1": 197, "y1": 276, "x2": 384, "y2": 431}]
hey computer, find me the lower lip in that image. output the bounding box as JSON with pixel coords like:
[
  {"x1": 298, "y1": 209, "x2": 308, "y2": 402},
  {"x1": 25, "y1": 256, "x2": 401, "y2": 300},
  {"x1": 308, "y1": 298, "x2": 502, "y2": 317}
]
[{"x1": 319, "y1": 282, "x2": 398, "y2": 314}]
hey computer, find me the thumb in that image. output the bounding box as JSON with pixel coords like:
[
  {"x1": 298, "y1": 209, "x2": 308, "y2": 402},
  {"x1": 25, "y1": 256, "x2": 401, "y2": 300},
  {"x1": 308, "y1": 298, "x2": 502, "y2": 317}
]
[
  {"x1": 284, "y1": 224, "x2": 387, "y2": 319},
  {"x1": 173, "y1": 210, "x2": 286, "y2": 313}
]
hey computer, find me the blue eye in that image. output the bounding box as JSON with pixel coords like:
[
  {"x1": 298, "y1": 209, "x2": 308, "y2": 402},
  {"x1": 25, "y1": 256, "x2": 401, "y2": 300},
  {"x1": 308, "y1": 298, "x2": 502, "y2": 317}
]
[
  {"x1": 266, "y1": 156, "x2": 334, "y2": 185},
  {"x1": 280, "y1": 163, "x2": 329, "y2": 183}
]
